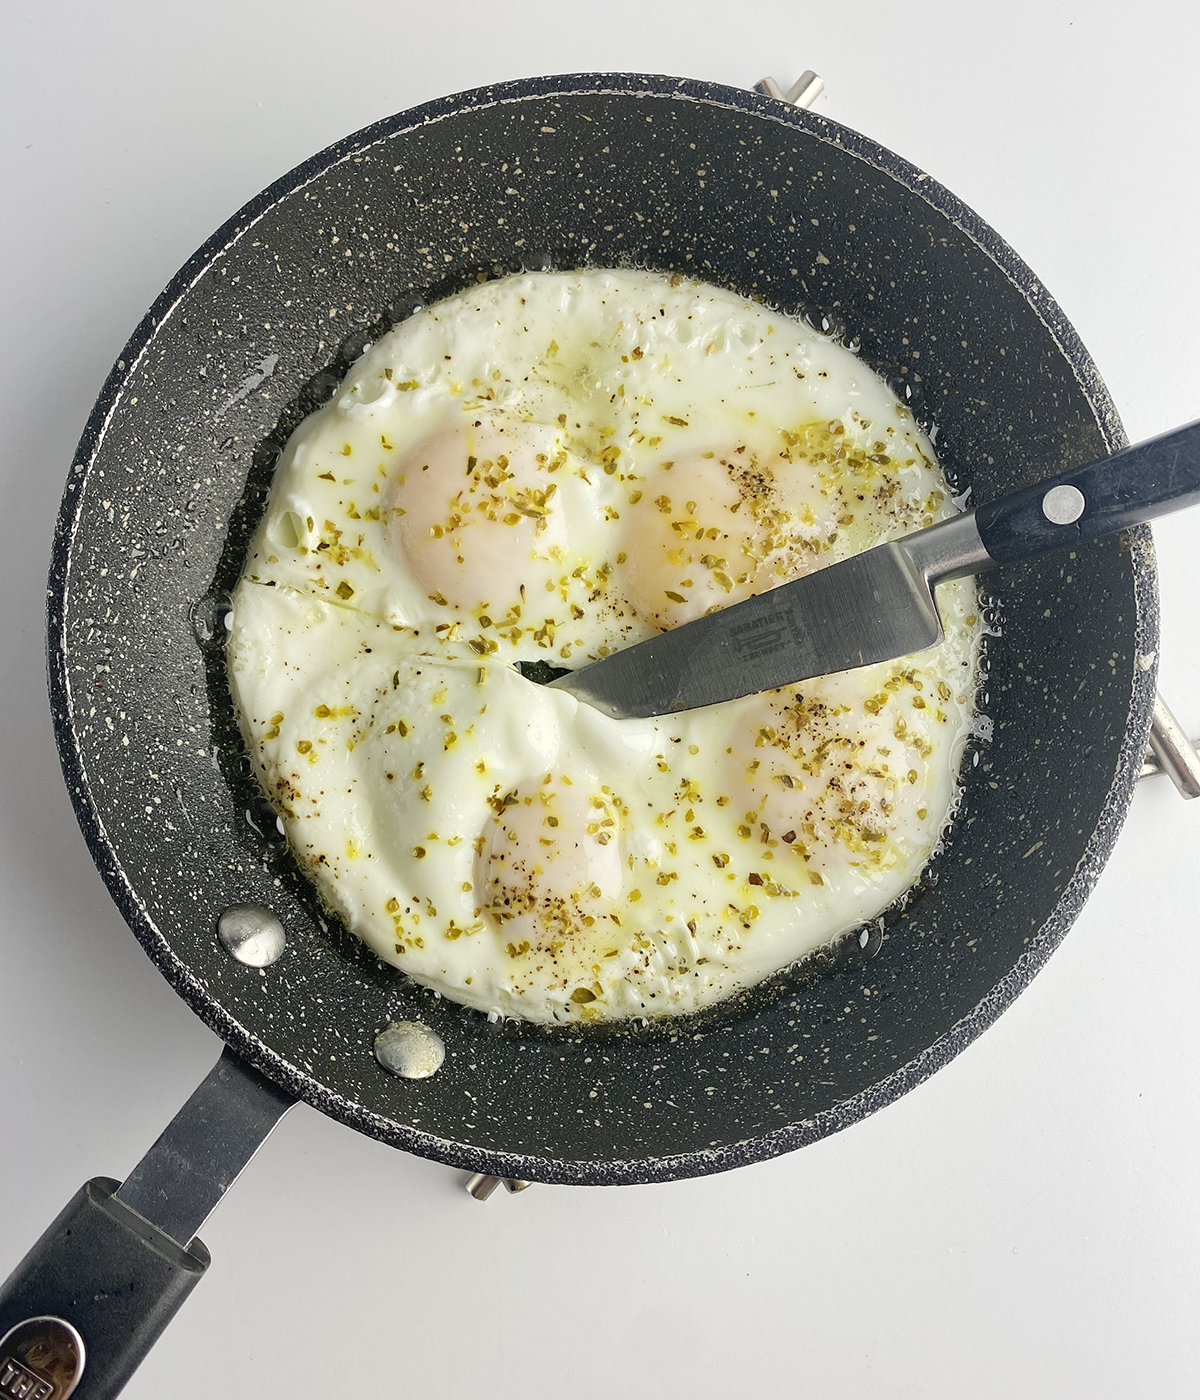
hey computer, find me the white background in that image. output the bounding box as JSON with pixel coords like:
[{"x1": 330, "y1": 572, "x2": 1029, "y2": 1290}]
[{"x1": 4, "y1": 3, "x2": 1200, "y2": 1396}]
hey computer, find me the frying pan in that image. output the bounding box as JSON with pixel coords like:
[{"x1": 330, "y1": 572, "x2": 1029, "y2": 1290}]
[{"x1": 0, "y1": 72, "x2": 1157, "y2": 1397}]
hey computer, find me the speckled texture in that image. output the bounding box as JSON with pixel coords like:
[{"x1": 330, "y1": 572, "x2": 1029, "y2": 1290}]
[{"x1": 47, "y1": 74, "x2": 1157, "y2": 1185}]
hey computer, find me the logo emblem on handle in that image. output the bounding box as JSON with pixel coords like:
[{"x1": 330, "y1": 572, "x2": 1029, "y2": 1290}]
[{"x1": 0, "y1": 1318, "x2": 85, "y2": 1400}]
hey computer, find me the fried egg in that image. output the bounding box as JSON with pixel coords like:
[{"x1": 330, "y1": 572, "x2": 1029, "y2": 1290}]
[{"x1": 228, "y1": 269, "x2": 979, "y2": 1023}]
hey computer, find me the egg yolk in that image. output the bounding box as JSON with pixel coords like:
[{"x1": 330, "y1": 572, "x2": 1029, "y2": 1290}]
[
  {"x1": 616, "y1": 452, "x2": 763, "y2": 629},
  {"x1": 388, "y1": 415, "x2": 568, "y2": 611},
  {"x1": 748, "y1": 449, "x2": 843, "y2": 586},
  {"x1": 722, "y1": 692, "x2": 926, "y2": 881},
  {"x1": 474, "y1": 777, "x2": 624, "y2": 957}
]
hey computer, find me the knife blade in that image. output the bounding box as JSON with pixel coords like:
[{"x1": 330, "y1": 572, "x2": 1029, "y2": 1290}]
[
  {"x1": 550, "y1": 513, "x2": 988, "y2": 719},
  {"x1": 550, "y1": 418, "x2": 1200, "y2": 719}
]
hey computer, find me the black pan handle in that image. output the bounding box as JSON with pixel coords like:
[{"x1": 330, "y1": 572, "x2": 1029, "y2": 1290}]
[
  {"x1": 0, "y1": 1050, "x2": 293, "y2": 1399},
  {"x1": 975, "y1": 417, "x2": 1200, "y2": 564},
  {"x1": 0, "y1": 1179, "x2": 209, "y2": 1400}
]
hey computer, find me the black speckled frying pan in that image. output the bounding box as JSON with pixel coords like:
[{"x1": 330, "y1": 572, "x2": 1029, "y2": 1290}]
[{"x1": 0, "y1": 73, "x2": 1154, "y2": 1398}]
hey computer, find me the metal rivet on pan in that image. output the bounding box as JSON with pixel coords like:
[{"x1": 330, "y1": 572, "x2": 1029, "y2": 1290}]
[
  {"x1": 217, "y1": 904, "x2": 287, "y2": 967},
  {"x1": 503, "y1": 1178, "x2": 533, "y2": 1194},
  {"x1": 374, "y1": 1021, "x2": 445, "y2": 1079},
  {"x1": 1042, "y1": 483, "x2": 1086, "y2": 525}
]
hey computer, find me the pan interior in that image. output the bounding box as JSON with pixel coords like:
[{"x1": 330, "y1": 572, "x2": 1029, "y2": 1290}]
[{"x1": 49, "y1": 75, "x2": 1154, "y2": 1184}]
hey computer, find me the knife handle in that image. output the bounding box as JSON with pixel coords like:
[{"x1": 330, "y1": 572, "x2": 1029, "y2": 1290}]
[{"x1": 974, "y1": 417, "x2": 1200, "y2": 565}]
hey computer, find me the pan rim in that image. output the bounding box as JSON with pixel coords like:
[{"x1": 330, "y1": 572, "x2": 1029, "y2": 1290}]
[{"x1": 46, "y1": 70, "x2": 1157, "y2": 1185}]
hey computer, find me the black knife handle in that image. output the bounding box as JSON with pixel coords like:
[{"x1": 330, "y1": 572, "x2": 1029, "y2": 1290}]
[{"x1": 975, "y1": 417, "x2": 1200, "y2": 565}]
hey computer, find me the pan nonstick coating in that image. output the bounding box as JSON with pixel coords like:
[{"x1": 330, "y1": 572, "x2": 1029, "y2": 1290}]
[{"x1": 48, "y1": 74, "x2": 1156, "y2": 1185}]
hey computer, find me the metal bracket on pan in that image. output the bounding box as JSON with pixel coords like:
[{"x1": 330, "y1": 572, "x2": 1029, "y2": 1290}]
[
  {"x1": 465, "y1": 1174, "x2": 532, "y2": 1200},
  {"x1": 754, "y1": 70, "x2": 825, "y2": 109},
  {"x1": 1142, "y1": 692, "x2": 1200, "y2": 798}
]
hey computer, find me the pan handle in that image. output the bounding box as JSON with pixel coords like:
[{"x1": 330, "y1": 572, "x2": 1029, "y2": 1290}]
[{"x1": 0, "y1": 1050, "x2": 293, "y2": 1399}]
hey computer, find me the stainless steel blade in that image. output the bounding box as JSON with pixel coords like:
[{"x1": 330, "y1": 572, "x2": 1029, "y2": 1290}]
[
  {"x1": 552, "y1": 541, "x2": 944, "y2": 719},
  {"x1": 551, "y1": 512, "x2": 993, "y2": 719}
]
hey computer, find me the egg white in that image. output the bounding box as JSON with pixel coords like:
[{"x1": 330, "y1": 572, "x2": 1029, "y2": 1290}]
[{"x1": 228, "y1": 269, "x2": 980, "y2": 1024}]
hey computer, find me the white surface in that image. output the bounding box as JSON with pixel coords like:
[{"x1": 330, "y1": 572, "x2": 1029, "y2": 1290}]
[{"x1": 3, "y1": 2, "x2": 1199, "y2": 1396}]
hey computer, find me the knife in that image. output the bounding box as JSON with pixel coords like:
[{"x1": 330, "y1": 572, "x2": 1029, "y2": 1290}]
[{"x1": 550, "y1": 418, "x2": 1200, "y2": 719}]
